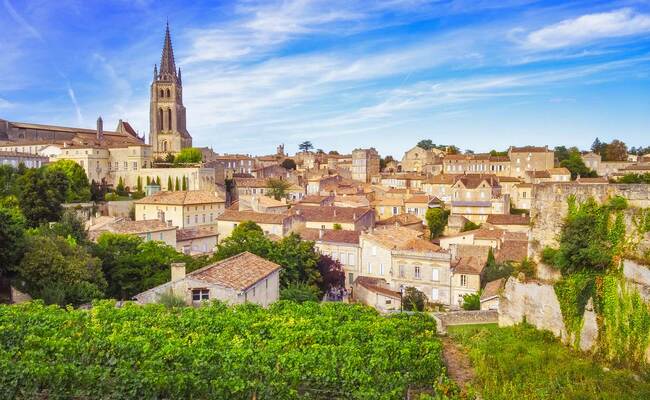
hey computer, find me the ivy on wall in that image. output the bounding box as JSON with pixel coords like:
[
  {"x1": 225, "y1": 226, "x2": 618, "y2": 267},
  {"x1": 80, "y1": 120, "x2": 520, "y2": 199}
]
[{"x1": 547, "y1": 195, "x2": 650, "y2": 368}]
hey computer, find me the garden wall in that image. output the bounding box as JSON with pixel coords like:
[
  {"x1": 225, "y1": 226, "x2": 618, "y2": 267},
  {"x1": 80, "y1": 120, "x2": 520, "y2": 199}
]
[
  {"x1": 499, "y1": 273, "x2": 650, "y2": 361},
  {"x1": 433, "y1": 310, "x2": 498, "y2": 334}
]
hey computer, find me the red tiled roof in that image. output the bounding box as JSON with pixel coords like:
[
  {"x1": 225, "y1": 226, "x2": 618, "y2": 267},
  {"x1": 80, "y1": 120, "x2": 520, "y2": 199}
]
[
  {"x1": 189, "y1": 252, "x2": 281, "y2": 290},
  {"x1": 217, "y1": 210, "x2": 289, "y2": 224},
  {"x1": 486, "y1": 214, "x2": 530, "y2": 226}
]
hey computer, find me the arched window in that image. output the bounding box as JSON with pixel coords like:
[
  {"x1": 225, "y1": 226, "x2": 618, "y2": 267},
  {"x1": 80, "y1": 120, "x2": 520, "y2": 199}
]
[
  {"x1": 162, "y1": 141, "x2": 168, "y2": 152},
  {"x1": 166, "y1": 89, "x2": 171, "y2": 97},
  {"x1": 167, "y1": 108, "x2": 172, "y2": 131},
  {"x1": 160, "y1": 89, "x2": 164, "y2": 97},
  {"x1": 158, "y1": 108, "x2": 164, "y2": 131}
]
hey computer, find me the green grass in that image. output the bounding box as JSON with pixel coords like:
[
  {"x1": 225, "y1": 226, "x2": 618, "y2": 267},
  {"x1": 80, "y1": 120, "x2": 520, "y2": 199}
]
[{"x1": 448, "y1": 323, "x2": 650, "y2": 400}]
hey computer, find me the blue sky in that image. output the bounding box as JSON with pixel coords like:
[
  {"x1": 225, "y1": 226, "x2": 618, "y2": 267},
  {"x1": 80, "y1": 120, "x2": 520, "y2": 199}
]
[{"x1": 1, "y1": 0, "x2": 649, "y2": 157}]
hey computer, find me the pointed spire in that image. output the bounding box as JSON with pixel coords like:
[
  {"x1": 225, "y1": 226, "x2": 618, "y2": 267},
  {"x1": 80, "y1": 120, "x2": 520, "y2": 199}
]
[
  {"x1": 153, "y1": 64, "x2": 158, "y2": 80},
  {"x1": 159, "y1": 22, "x2": 177, "y2": 81},
  {"x1": 178, "y1": 67, "x2": 182, "y2": 84}
]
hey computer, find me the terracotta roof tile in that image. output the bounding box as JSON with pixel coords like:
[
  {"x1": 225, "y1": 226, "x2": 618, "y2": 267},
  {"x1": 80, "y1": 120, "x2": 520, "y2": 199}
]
[
  {"x1": 189, "y1": 252, "x2": 281, "y2": 290},
  {"x1": 486, "y1": 214, "x2": 530, "y2": 226},
  {"x1": 452, "y1": 256, "x2": 484, "y2": 274},
  {"x1": 481, "y1": 278, "x2": 506, "y2": 301},
  {"x1": 292, "y1": 205, "x2": 372, "y2": 223},
  {"x1": 176, "y1": 227, "x2": 218, "y2": 241},
  {"x1": 364, "y1": 226, "x2": 441, "y2": 252},
  {"x1": 294, "y1": 227, "x2": 360, "y2": 244},
  {"x1": 135, "y1": 191, "x2": 225, "y2": 205},
  {"x1": 218, "y1": 210, "x2": 289, "y2": 224},
  {"x1": 354, "y1": 277, "x2": 401, "y2": 299}
]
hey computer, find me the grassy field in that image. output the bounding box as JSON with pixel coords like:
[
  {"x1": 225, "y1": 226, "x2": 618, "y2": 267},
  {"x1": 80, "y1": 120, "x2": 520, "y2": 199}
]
[{"x1": 448, "y1": 323, "x2": 650, "y2": 400}]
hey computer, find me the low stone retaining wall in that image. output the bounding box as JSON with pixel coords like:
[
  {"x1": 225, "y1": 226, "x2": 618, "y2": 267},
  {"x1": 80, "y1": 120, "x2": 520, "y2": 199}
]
[{"x1": 432, "y1": 310, "x2": 498, "y2": 334}]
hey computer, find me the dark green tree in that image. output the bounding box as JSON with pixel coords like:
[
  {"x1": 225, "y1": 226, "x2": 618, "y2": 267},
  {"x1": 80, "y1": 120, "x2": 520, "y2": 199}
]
[
  {"x1": 214, "y1": 221, "x2": 273, "y2": 261},
  {"x1": 280, "y1": 158, "x2": 296, "y2": 170},
  {"x1": 0, "y1": 206, "x2": 26, "y2": 278},
  {"x1": 182, "y1": 176, "x2": 188, "y2": 191},
  {"x1": 267, "y1": 178, "x2": 291, "y2": 200},
  {"x1": 17, "y1": 233, "x2": 106, "y2": 306},
  {"x1": 402, "y1": 287, "x2": 427, "y2": 311},
  {"x1": 416, "y1": 140, "x2": 434, "y2": 150},
  {"x1": 137, "y1": 176, "x2": 143, "y2": 192},
  {"x1": 46, "y1": 160, "x2": 91, "y2": 202},
  {"x1": 47, "y1": 209, "x2": 88, "y2": 244},
  {"x1": 115, "y1": 177, "x2": 127, "y2": 196},
  {"x1": 560, "y1": 150, "x2": 597, "y2": 180},
  {"x1": 175, "y1": 176, "x2": 180, "y2": 191},
  {"x1": 17, "y1": 168, "x2": 68, "y2": 227},
  {"x1": 298, "y1": 141, "x2": 314, "y2": 152},
  {"x1": 591, "y1": 137, "x2": 603, "y2": 154},
  {"x1": 280, "y1": 283, "x2": 320, "y2": 303},
  {"x1": 167, "y1": 176, "x2": 174, "y2": 191},
  {"x1": 425, "y1": 207, "x2": 450, "y2": 239}
]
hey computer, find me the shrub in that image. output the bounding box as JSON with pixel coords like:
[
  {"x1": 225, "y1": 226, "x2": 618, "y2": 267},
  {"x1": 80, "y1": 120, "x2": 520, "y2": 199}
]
[
  {"x1": 541, "y1": 246, "x2": 559, "y2": 266},
  {"x1": 461, "y1": 292, "x2": 480, "y2": 310},
  {"x1": 402, "y1": 287, "x2": 427, "y2": 311},
  {"x1": 157, "y1": 291, "x2": 187, "y2": 308},
  {"x1": 280, "y1": 283, "x2": 320, "y2": 303}
]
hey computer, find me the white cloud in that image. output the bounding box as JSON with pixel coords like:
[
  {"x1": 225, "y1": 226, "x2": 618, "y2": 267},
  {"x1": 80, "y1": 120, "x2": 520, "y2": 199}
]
[
  {"x1": 0, "y1": 98, "x2": 12, "y2": 108},
  {"x1": 523, "y1": 8, "x2": 650, "y2": 50},
  {"x1": 66, "y1": 84, "x2": 83, "y2": 126}
]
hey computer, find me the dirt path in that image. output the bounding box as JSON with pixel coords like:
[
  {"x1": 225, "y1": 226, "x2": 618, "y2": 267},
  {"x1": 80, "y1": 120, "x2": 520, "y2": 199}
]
[{"x1": 441, "y1": 336, "x2": 476, "y2": 393}]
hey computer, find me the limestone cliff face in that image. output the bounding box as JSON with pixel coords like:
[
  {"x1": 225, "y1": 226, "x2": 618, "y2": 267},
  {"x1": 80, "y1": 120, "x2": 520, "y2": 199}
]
[{"x1": 530, "y1": 183, "x2": 650, "y2": 255}]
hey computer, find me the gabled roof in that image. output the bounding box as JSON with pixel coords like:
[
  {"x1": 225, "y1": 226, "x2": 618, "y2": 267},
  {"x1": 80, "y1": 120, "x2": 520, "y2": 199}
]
[
  {"x1": 481, "y1": 278, "x2": 506, "y2": 301},
  {"x1": 291, "y1": 205, "x2": 373, "y2": 223},
  {"x1": 188, "y1": 252, "x2": 281, "y2": 291},
  {"x1": 354, "y1": 277, "x2": 401, "y2": 299},
  {"x1": 364, "y1": 226, "x2": 442, "y2": 253},
  {"x1": 486, "y1": 214, "x2": 530, "y2": 226},
  {"x1": 294, "y1": 227, "x2": 360, "y2": 245},
  {"x1": 217, "y1": 210, "x2": 289, "y2": 224},
  {"x1": 135, "y1": 191, "x2": 224, "y2": 205},
  {"x1": 526, "y1": 170, "x2": 551, "y2": 179},
  {"x1": 452, "y1": 256, "x2": 484, "y2": 274},
  {"x1": 376, "y1": 213, "x2": 423, "y2": 227},
  {"x1": 453, "y1": 174, "x2": 500, "y2": 189}
]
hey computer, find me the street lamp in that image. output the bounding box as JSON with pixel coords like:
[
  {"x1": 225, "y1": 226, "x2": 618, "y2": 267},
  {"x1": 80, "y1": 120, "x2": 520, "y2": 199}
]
[{"x1": 399, "y1": 286, "x2": 404, "y2": 312}]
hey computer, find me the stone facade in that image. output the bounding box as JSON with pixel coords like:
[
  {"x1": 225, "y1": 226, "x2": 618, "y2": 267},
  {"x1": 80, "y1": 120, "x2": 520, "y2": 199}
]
[{"x1": 530, "y1": 183, "x2": 650, "y2": 251}]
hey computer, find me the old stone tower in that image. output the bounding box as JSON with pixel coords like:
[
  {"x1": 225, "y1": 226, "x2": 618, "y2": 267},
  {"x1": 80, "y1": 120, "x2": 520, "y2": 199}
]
[{"x1": 149, "y1": 23, "x2": 192, "y2": 157}]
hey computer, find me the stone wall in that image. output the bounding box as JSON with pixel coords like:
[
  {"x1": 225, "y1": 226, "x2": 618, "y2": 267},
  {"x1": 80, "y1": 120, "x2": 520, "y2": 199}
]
[
  {"x1": 432, "y1": 310, "x2": 498, "y2": 334},
  {"x1": 530, "y1": 183, "x2": 650, "y2": 252}
]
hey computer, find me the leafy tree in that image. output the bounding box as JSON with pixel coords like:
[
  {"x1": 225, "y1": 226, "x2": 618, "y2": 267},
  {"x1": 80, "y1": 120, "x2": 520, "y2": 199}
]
[
  {"x1": 167, "y1": 176, "x2": 173, "y2": 191},
  {"x1": 214, "y1": 221, "x2": 273, "y2": 261},
  {"x1": 17, "y1": 233, "x2": 106, "y2": 306},
  {"x1": 137, "y1": 176, "x2": 143, "y2": 192},
  {"x1": 555, "y1": 197, "x2": 618, "y2": 274},
  {"x1": 0, "y1": 206, "x2": 26, "y2": 278},
  {"x1": 328, "y1": 150, "x2": 340, "y2": 155},
  {"x1": 17, "y1": 167, "x2": 68, "y2": 227},
  {"x1": 92, "y1": 233, "x2": 196, "y2": 299},
  {"x1": 90, "y1": 179, "x2": 108, "y2": 201},
  {"x1": 175, "y1": 176, "x2": 180, "y2": 191},
  {"x1": 482, "y1": 247, "x2": 514, "y2": 285},
  {"x1": 461, "y1": 220, "x2": 481, "y2": 232},
  {"x1": 316, "y1": 149, "x2": 325, "y2": 154},
  {"x1": 267, "y1": 178, "x2": 291, "y2": 200},
  {"x1": 271, "y1": 233, "x2": 322, "y2": 289},
  {"x1": 46, "y1": 160, "x2": 91, "y2": 202},
  {"x1": 560, "y1": 150, "x2": 597, "y2": 180},
  {"x1": 298, "y1": 141, "x2": 314, "y2": 152},
  {"x1": 425, "y1": 207, "x2": 450, "y2": 239},
  {"x1": 603, "y1": 139, "x2": 628, "y2": 161},
  {"x1": 316, "y1": 255, "x2": 344, "y2": 294},
  {"x1": 0, "y1": 164, "x2": 19, "y2": 199},
  {"x1": 553, "y1": 146, "x2": 577, "y2": 164},
  {"x1": 402, "y1": 286, "x2": 427, "y2": 311},
  {"x1": 461, "y1": 292, "x2": 481, "y2": 310},
  {"x1": 46, "y1": 209, "x2": 88, "y2": 244},
  {"x1": 280, "y1": 158, "x2": 296, "y2": 170},
  {"x1": 513, "y1": 257, "x2": 537, "y2": 279},
  {"x1": 417, "y1": 139, "x2": 434, "y2": 150},
  {"x1": 380, "y1": 155, "x2": 395, "y2": 171},
  {"x1": 617, "y1": 173, "x2": 650, "y2": 184},
  {"x1": 115, "y1": 177, "x2": 127, "y2": 196},
  {"x1": 174, "y1": 148, "x2": 203, "y2": 164},
  {"x1": 280, "y1": 283, "x2": 320, "y2": 303},
  {"x1": 591, "y1": 137, "x2": 603, "y2": 154},
  {"x1": 146, "y1": 176, "x2": 151, "y2": 185},
  {"x1": 333, "y1": 223, "x2": 342, "y2": 230},
  {"x1": 164, "y1": 153, "x2": 175, "y2": 163},
  {"x1": 489, "y1": 149, "x2": 508, "y2": 157}
]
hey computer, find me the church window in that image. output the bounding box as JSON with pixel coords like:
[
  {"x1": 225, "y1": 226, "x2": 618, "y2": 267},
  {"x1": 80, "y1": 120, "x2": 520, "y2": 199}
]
[
  {"x1": 167, "y1": 108, "x2": 172, "y2": 131},
  {"x1": 166, "y1": 89, "x2": 171, "y2": 97},
  {"x1": 160, "y1": 89, "x2": 164, "y2": 97},
  {"x1": 158, "y1": 109, "x2": 164, "y2": 130}
]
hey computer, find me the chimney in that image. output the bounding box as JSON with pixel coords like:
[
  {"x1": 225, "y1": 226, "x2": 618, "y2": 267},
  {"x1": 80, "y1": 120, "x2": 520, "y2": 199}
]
[
  {"x1": 96, "y1": 116, "x2": 104, "y2": 141},
  {"x1": 167, "y1": 219, "x2": 173, "y2": 227},
  {"x1": 171, "y1": 262, "x2": 186, "y2": 282},
  {"x1": 319, "y1": 228, "x2": 324, "y2": 239}
]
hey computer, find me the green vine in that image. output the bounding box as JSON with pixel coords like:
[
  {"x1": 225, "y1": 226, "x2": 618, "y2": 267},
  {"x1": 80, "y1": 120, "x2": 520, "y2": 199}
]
[{"x1": 554, "y1": 271, "x2": 595, "y2": 349}]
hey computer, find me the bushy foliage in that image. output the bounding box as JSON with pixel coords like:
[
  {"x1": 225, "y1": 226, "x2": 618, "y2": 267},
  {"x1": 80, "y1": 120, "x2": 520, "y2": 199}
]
[
  {"x1": 617, "y1": 173, "x2": 650, "y2": 184},
  {"x1": 560, "y1": 150, "x2": 598, "y2": 180},
  {"x1": 280, "y1": 158, "x2": 296, "y2": 170},
  {"x1": 425, "y1": 207, "x2": 449, "y2": 239},
  {"x1": 266, "y1": 178, "x2": 291, "y2": 200},
  {"x1": 316, "y1": 254, "x2": 345, "y2": 294},
  {"x1": 461, "y1": 293, "x2": 480, "y2": 310},
  {"x1": 0, "y1": 301, "x2": 454, "y2": 399},
  {"x1": 174, "y1": 147, "x2": 203, "y2": 164},
  {"x1": 461, "y1": 220, "x2": 480, "y2": 232},
  {"x1": 16, "y1": 233, "x2": 106, "y2": 306},
  {"x1": 448, "y1": 323, "x2": 650, "y2": 399},
  {"x1": 280, "y1": 283, "x2": 320, "y2": 303},
  {"x1": 215, "y1": 222, "x2": 323, "y2": 292},
  {"x1": 46, "y1": 159, "x2": 91, "y2": 202},
  {"x1": 0, "y1": 206, "x2": 26, "y2": 278},
  {"x1": 17, "y1": 167, "x2": 68, "y2": 227},
  {"x1": 482, "y1": 248, "x2": 514, "y2": 284},
  {"x1": 402, "y1": 286, "x2": 427, "y2": 311}
]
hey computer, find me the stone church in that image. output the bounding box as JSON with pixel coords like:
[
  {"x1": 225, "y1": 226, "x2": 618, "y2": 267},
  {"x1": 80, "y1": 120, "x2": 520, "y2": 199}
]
[{"x1": 149, "y1": 23, "x2": 192, "y2": 157}]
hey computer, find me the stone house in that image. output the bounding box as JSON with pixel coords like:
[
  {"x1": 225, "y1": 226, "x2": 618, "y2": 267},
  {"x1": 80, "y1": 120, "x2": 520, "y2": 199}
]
[
  {"x1": 404, "y1": 194, "x2": 441, "y2": 222},
  {"x1": 484, "y1": 214, "x2": 530, "y2": 233},
  {"x1": 353, "y1": 277, "x2": 401, "y2": 311},
  {"x1": 449, "y1": 174, "x2": 509, "y2": 223},
  {"x1": 291, "y1": 205, "x2": 375, "y2": 231},
  {"x1": 375, "y1": 213, "x2": 424, "y2": 232},
  {"x1": 295, "y1": 228, "x2": 361, "y2": 290},
  {"x1": 421, "y1": 174, "x2": 457, "y2": 202},
  {"x1": 511, "y1": 183, "x2": 533, "y2": 210},
  {"x1": 378, "y1": 173, "x2": 425, "y2": 189},
  {"x1": 351, "y1": 148, "x2": 380, "y2": 183},
  {"x1": 442, "y1": 154, "x2": 511, "y2": 176},
  {"x1": 548, "y1": 167, "x2": 571, "y2": 182},
  {"x1": 480, "y1": 278, "x2": 506, "y2": 310},
  {"x1": 216, "y1": 210, "x2": 298, "y2": 240},
  {"x1": 450, "y1": 257, "x2": 484, "y2": 306},
  {"x1": 88, "y1": 217, "x2": 177, "y2": 247},
  {"x1": 373, "y1": 198, "x2": 405, "y2": 220},
  {"x1": 358, "y1": 226, "x2": 458, "y2": 305},
  {"x1": 134, "y1": 190, "x2": 225, "y2": 231},
  {"x1": 133, "y1": 252, "x2": 281, "y2": 307},
  {"x1": 176, "y1": 227, "x2": 218, "y2": 255},
  {"x1": 400, "y1": 145, "x2": 444, "y2": 173},
  {"x1": 508, "y1": 145, "x2": 555, "y2": 178}
]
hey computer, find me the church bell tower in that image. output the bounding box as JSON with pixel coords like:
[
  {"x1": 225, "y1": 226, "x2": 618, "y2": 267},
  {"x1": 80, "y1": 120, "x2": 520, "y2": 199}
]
[{"x1": 149, "y1": 23, "x2": 192, "y2": 157}]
